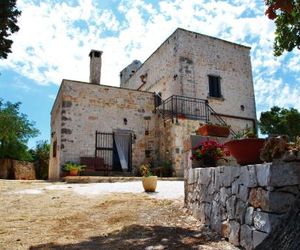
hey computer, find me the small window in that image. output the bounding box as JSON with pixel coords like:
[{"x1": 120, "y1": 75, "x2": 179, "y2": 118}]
[
  {"x1": 53, "y1": 141, "x2": 57, "y2": 158},
  {"x1": 154, "y1": 92, "x2": 162, "y2": 107},
  {"x1": 208, "y1": 75, "x2": 222, "y2": 98}
]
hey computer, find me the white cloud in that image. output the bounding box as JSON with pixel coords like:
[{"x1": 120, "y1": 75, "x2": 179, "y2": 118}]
[{"x1": 0, "y1": 0, "x2": 299, "y2": 112}]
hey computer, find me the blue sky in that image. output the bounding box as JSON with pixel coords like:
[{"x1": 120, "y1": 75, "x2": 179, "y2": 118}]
[{"x1": 0, "y1": 0, "x2": 299, "y2": 148}]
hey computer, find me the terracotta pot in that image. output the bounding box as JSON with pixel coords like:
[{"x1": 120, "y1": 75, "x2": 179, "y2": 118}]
[
  {"x1": 142, "y1": 176, "x2": 158, "y2": 192},
  {"x1": 192, "y1": 158, "x2": 216, "y2": 168},
  {"x1": 224, "y1": 138, "x2": 265, "y2": 165},
  {"x1": 197, "y1": 124, "x2": 230, "y2": 138},
  {"x1": 69, "y1": 169, "x2": 79, "y2": 176}
]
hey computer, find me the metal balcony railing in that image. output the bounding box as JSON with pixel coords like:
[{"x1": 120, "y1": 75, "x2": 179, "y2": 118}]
[{"x1": 156, "y1": 95, "x2": 236, "y2": 136}]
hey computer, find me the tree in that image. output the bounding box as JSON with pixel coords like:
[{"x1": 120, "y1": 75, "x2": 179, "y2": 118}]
[
  {"x1": 0, "y1": 99, "x2": 39, "y2": 160},
  {"x1": 259, "y1": 106, "x2": 300, "y2": 141},
  {"x1": 29, "y1": 140, "x2": 50, "y2": 179},
  {"x1": 265, "y1": 0, "x2": 300, "y2": 56},
  {"x1": 0, "y1": 0, "x2": 21, "y2": 59}
]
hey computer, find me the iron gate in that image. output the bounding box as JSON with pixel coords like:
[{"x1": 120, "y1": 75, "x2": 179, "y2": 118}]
[{"x1": 95, "y1": 131, "x2": 132, "y2": 171}]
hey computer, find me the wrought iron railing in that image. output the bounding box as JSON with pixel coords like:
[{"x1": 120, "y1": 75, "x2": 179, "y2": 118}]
[{"x1": 156, "y1": 95, "x2": 236, "y2": 136}]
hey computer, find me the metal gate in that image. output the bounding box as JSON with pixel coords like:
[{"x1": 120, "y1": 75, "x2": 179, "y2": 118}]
[{"x1": 95, "y1": 131, "x2": 132, "y2": 171}]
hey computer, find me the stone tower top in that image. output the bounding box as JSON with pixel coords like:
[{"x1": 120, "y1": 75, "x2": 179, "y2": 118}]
[
  {"x1": 120, "y1": 60, "x2": 142, "y2": 88},
  {"x1": 89, "y1": 50, "x2": 103, "y2": 85}
]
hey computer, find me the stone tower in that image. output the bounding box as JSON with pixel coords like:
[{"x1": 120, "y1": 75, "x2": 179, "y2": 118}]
[{"x1": 89, "y1": 50, "x2": 103, "y2": 84}]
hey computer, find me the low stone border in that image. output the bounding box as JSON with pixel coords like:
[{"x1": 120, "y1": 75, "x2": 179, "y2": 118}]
[{"x1": 64, "y1": 176, "x2": 183, "y2": 183}]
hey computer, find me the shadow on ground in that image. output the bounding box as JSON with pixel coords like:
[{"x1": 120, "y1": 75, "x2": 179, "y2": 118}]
[{"x1": 30, "y1": 224, "x2": 222, "y2": 250}]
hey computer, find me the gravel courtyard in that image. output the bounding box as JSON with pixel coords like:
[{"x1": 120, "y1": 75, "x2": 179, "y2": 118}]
[{"x1": 0, "y1": 180, "x2": 237, "y2": 250}]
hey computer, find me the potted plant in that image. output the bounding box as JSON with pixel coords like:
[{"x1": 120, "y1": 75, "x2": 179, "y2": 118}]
[
  {"x1": 140, "y1": 164, "x2": 157, "y2": 192},
  {"x1": 196, "y1": 123, "x2": 230, "y2": 138},
  {"x1": 63, "y1": 162, "x2": 86, "y2": 176},
  {"x1": 224, "y1": 128, "x2": 265, "y2": 165},
  {"x1": 191, "y1": 140, "x2": 230, "y2": 167}
]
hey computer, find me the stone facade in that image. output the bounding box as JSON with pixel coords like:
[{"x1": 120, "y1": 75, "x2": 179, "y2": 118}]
[
  {"x1": 49, "y1": 80, "x2": 156, "y2": 180},
  {"x1": 185, "y1": 161, "x2": 300, "y2": 249},
  {"x1": 49, "y1": 28, "x2": 258, "y2": 179},
  {"x1": 124, "y1": 28, "x2": 256, "y2": 133}
]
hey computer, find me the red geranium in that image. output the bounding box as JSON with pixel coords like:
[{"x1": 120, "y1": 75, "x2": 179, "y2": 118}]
[{"x1": 191, "y1": 140, "x2": 230, "y2": 161}]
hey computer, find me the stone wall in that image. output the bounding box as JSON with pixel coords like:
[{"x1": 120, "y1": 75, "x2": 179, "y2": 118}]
[
  {"x1": 125, "y1": 28, "x2": 257, "y2": 133},
  {"x1": 0, "y1": 159, "x2": 35, "y2": 180},
  {"x1": 123, "y1": 30, "x2": 177, "y2": 100},
  {"x1": 49, "y1": 80, "x2": 156, "y2": 180},
  {"x1": 185, "y1": 161, "x2": 300, "y2": 249}
]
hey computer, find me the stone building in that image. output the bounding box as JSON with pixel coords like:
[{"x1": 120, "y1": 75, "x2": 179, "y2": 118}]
[{"x1": 49, "y1": 28, "x2": 257, "y2": 180}]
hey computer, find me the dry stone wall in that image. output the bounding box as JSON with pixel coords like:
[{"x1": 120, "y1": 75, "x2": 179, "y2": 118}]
[
  {"x1": 185, "y1": 161, "x2": 300, "y2": 249},
  {"x1": 0, "y1": 159, "x2": 35, "y2": 180}
]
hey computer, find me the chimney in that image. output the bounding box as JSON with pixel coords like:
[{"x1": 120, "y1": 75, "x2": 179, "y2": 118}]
[{"x1": 89, "y1": 50, "x2": 103, "y2": 84}]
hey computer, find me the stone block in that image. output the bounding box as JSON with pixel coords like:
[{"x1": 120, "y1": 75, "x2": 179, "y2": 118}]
[
  {"x1": 253, "y1": 211, "x2": 281, "y2": 233},
  {"x1": 240, "y1": 224, "x2": 253, "y2": 250},
  {"x1": 249, "y1": 188, "x2": 296, "y2": 213},
  {"x1": 256, "y1": 163, "x2": 271, "y2": 186},
  {"x1": 237, "y1": 185, "x2": 249, "y2": 202},
  {"x1": 249, "y1": 188, "x2": 268, "y2": 209},
  {"x1": 187, "y1": 168, "x2": 197, "y2": 185},
  {"x1": 232, "y1": 180, "x2": 239, "y2": 194},
  {"x1": 239, "y1": 165, "x2": 258, "y2": 187},
  {"x1": 268, "y1": 191, "x2": 296, "y2": 213},
  {"x1": 214, "y1": 167, "x2": 222, "y2": 190},
  {"x1": 235, "y1": 199, "x2": 247, "y2": 223},
  {"x1": 223, "y1": 166, "x2": 239, "y2": 187},
  {"x1": 245, "y1": 206, "x2": 254, "y2": 225},
  {"x1": 253, "y1": 230, "x2": 268, "y2": 248},
  {"x1": 211, "y1": 201, "x2": 222, "y2": 234},
  {"x1": 198, "y1": 168, "x2": 213, "y2": 185},
  {"x1": 221, "y1": 220, "x2": 230, "y2": 238},
  {"x1": 226, "y1": 195, "x2": 236, "y2": 220},
  {"x1": 229, "y1": 221, "x2": 240, "y2": 246},
  {"x1": 199, "y1": 186, "x2": 213, "y2": 203},
  {"x1": 269, "y1": 162, "x2": 300, "y2": 187},
  {"x1": 220, "y1": 187, "x2": 231, "y2": 206}
]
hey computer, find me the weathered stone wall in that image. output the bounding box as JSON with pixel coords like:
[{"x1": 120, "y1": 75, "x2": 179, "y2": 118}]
[
  {"x1": 0, "y1": 159, "x2": 35, "y2": 180},
  {"x1": 125, "y1": 28, "x2": 256, "y2": 133},
  {"x1": 13, "y1": 160, "x2": 36, "y2": 180},
  {"x1": 123, "y1": 30, "x2": 178, "y2": 100},
  {"x1": 49, "y1": 80, "x2": 156, "y2": 180},
  {"x1": 49, "y1": 88, "x2": 63, "y2": 180},
  {"x1": 120, "y1": 60, "x2": 142, "y2": 87},
  {"x1": 185, "y1": 162, "x2": 300, "y2": 249}
]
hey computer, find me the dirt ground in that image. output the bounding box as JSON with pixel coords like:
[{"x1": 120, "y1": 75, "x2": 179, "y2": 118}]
[{"x1": 0, "y1": 180, "x2": 238, "y2": 250}]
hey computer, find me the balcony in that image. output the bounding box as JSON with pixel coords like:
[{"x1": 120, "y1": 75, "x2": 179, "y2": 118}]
[{"x1": 156, "y1": 95, "x2": 236, "y2": 136}]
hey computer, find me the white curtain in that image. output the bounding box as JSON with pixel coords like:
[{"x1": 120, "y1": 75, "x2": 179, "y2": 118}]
[{"x1": 114, "y1": 132, "x2": 131, "y2": 171}]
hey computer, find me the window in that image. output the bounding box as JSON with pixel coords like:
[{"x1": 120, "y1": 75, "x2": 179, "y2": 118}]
[
  {"x1": 208, "y1": 75, "x2": 222, "y2": 98},
  {"x1": 53, "y1": 141, "x2": 57, "y2": 158}
]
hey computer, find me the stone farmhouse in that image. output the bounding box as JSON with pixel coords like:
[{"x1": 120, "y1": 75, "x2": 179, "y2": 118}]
[{"x1": 49, "y1": 28, "x2": 257, "y2": 180}]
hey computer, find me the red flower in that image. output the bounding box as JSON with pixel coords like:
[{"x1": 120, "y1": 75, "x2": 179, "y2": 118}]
[{"x1": 191, "y1": 139, "x2": 230, "y2": 162}]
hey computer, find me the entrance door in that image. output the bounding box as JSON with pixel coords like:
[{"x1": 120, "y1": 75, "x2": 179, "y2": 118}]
[
  {"x1": 95, "y1": 131, "x2": 132, "y2": 172},
  {"x1": 113, "y1": 130, "x2": 132, "y2": 172}
]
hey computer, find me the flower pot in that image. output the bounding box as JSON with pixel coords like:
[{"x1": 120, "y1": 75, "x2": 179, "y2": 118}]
[
  {"x1": 197, "y1": 124, "x2": 230, "y2": 138},
  {"x1": 142, "y1": 176, "x2": 158, "y2": 192},
  {"x1": 192, "y1": 158, "x2": 216, "y2": 168},
  {"x1": 69, "y1": 169, "x2": 79, "y2": 176},
  {"x1": 224, "y1": 138, "x2": 265, "y2": 165},
  {"x1": 203, "y1": 157, "x2": 217, "y2": 167}
]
